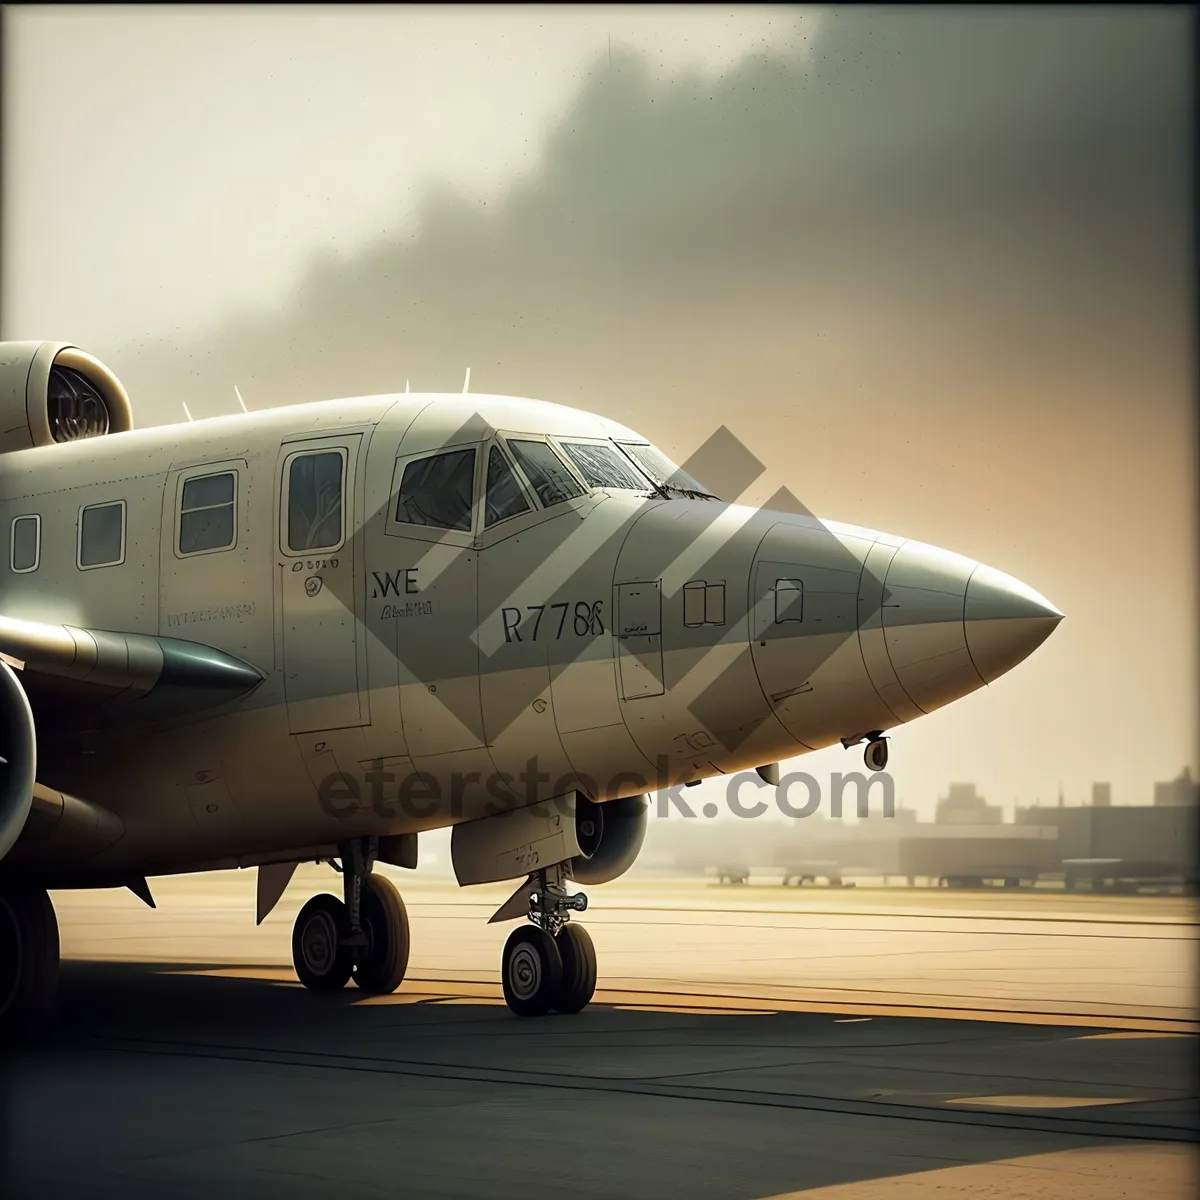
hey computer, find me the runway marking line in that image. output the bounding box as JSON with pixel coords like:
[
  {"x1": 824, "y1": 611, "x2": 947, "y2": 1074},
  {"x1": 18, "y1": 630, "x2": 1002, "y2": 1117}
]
[
  {"x1": 1075, "y1": 1031, "x2": 1196, "y2": 1040},
  {"x1": 943, "y1": 1095, "x2": 1141, "y2": 1109},
  {"x1": 81, "y1": 1034, "x2": 1198, "y2": 1145},
  {"x1": 613, "y1": 1005, "x2": 776, "y2": 1015}
]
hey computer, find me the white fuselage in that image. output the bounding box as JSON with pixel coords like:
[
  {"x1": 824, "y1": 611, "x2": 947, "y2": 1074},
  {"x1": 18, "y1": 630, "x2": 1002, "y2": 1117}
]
[{"x1": 0, "y1": 391, "x2": 1060, "y2": 879}]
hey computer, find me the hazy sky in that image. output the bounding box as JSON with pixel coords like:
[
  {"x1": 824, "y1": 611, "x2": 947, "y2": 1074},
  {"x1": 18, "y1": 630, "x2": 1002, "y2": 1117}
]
[
  {"x1": 2, "y1": 5, "x2": 1195, "y2": 816},
  {"x1": 3, "y1": 4, "x2": 817, "y2": 341}
]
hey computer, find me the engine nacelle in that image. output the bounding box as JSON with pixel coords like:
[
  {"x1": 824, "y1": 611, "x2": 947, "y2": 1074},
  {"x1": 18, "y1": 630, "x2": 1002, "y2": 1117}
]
[
  {"x1": 570, "y1": 794, "x2": 648, "y2": 885},
  {"x1": 450, "y1": 792, "x2": 649, "y2": 887},
  {"x1": 0, "y1": 341, "x2": 134, "y2": 456},
  {"x1": 0, "y1": 659, "x2": 37, "y2": 861}
]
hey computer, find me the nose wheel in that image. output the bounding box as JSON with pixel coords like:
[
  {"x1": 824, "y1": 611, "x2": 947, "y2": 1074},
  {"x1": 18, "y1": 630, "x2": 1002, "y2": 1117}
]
[{"x1": 864, "y1": 735, "x2": 889, "y2": 771}]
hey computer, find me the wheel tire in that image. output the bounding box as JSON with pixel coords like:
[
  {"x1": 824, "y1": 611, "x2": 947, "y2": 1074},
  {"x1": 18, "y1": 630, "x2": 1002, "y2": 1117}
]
[
  {"x1": 501, "y1": 926, "x2": 562, "y2": 1017},
  {"x1": 292, "y1": 894, "x2": 354, "y2": 992},
  {"x1": 864, "y1": 739, "x2": 889, "y2": 771},
  {"x1": 553, "y1": 924, "x2": 597, "y2": 1014},
  {"x1": 0, "y1": 885, "x2": 60, "y2": 1044},
  {"x1": 353, "y1": 874, "x2": 410, "y2": 994}
]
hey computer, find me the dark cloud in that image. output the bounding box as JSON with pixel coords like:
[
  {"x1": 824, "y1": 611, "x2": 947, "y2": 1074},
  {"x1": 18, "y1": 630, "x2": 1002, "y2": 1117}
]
[{"x1": 115, "y1": 7, "x2": 1191, "y2": 434}]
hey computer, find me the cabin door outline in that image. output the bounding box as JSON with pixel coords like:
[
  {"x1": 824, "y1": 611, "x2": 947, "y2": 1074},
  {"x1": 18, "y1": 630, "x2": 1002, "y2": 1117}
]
[{"x1": 277, "y1": 432, "x2": 368, "y2": 735}]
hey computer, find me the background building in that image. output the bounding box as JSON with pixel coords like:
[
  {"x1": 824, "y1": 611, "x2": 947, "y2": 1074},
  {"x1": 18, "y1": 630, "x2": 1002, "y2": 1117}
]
[
  {"x1": 1153, "y1": 768, "x2": 1198, "y2": 807},
  {"x1": 935, "y1": 784, "x2": 1003, "y2": 825}
]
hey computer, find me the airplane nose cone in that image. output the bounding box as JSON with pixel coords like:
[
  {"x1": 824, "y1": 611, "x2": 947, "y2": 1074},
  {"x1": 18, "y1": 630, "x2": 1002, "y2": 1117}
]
[{"x1": 964, "y1": 565, "x2": 1063, "y2": 683}]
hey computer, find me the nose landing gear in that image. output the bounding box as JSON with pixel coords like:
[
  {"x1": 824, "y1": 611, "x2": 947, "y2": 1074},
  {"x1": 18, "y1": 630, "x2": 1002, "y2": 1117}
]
[
  {"x1": 498, "y1": 865, "x2": 595, "y2": 1017},
  {"x1": 864, "y1": 735, "x2": 889, "y2": 772},
  {"x1": 841, "y1": 730, "x2": 891, "y2": 771}
]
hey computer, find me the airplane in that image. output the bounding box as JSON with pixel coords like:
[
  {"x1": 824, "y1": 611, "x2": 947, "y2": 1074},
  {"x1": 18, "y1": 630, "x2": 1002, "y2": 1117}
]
[{"x1": 0, "y1": 339, "x2": 1063, "y2": 1038}]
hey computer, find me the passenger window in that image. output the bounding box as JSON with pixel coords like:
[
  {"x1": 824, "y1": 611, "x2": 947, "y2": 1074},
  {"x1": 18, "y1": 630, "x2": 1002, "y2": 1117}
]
[
  {"x1": 559, "y1": 441, "x2": 652, "y2": 491},
  {"x1": 179, "y1": 471, "x2": 236, "y2": 554},
  {"x1": 484, "y1": 446, "x2": 531, "y2": 527},
  {"x1": 395, "y1": 448, "x2": 476, "y2": 531},
  {"x1": 79, "y1": 501, "x2": 126, "y2": 569},
  {"x1": 10, "y1": 515, "x2": 40, "y2": 573},
  {"x1": 507, "y1": 439, "x2": 584, "y2": 507},
  {"x1": 287, "y1": 451, "x2": 344, "y2": 552}
]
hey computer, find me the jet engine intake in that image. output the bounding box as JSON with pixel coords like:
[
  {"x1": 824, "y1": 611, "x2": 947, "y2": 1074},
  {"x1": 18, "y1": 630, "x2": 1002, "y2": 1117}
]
[
  {"x1": 570, "y1": 793, "x2": 648, "y2": 885},
  {"x1": 0, "y1": 659, "x2": 37, "y2": 861},
  {"x1": 0, "y1": 341, "x2": 134, "y2": 455}
]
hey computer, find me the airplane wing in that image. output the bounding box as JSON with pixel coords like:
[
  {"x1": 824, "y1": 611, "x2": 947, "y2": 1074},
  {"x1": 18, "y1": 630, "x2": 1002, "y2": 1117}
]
[{"x1": 0, "y1": 614, "x2": 265, "y2": 734}]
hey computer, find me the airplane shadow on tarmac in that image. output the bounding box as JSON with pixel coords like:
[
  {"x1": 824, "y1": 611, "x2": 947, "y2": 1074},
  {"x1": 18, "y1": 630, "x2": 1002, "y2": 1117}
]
[{"x1": 1, "y1": 959, "x2": 1194, "y2": 1200}]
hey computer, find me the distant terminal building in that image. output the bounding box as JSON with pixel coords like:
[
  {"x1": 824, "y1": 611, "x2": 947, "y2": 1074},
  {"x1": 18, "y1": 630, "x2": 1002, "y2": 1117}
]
[
  {"x1": 1153, "y1": 768, "x2": 1198, "y2": 807},
  {"x1": 1016, "y1": 784, "x2": 1198, "y2": 886},
  {"x1": 935, "y1": 783, "x2": 1003, "y2": 825}
]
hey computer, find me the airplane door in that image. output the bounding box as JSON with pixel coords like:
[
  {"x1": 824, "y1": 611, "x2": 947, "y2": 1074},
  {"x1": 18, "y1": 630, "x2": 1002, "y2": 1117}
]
[
  {"x1": 277, "y1": 434, "x2": 366, "y2": 735},
  {"x1": 384, "y1": 443, "x2": 485, "y2": 756}
]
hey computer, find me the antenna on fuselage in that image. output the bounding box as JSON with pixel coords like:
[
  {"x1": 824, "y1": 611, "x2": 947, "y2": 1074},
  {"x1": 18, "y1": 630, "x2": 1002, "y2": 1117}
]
[
  {"x1": 405, "y1": 379, "x2": 410, "y2": 393},
  {"x1": 181, "y1": 402, "x2": 194, "y2": 422},
  {"x1": 462, "y1": 367, "x2": 471, "y2": 394},
  {"x1": 234, "y1": 384, "x2": 249, "y2": 413}
]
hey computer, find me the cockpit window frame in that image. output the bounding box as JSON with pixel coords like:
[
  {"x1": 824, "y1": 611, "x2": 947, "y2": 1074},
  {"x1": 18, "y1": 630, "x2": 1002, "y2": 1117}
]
[
  {"x1": 385, "y1": 439, "x2": 485, "y2": 546},
  {"x1": 550, "y1": 436, "x2": 658, "y2": 495},
  {"x1": 482, "y1": 439, "x2": 538, "y2": 530},
  {"x1": 502, "y1": 435, "x2": 588, "y2": 509},
  {"x1": 613, "y1": 440, "x2": 721, "y2": 501},
  {"x1": 474, "y1": 431, "x2": 598, "y2": 549}
]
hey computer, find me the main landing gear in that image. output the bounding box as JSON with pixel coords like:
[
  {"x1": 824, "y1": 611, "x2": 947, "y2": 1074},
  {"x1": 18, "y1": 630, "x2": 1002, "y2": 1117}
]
[
  {"x1": 500, "y1": 864, "x2": 596, "y2": 1017},
  {"x1": 0, "y1": 881, "x2": 59, "y2": 1044},
  {"x1": 291, "y1": 837, "x2": 410, "y2": 995}
]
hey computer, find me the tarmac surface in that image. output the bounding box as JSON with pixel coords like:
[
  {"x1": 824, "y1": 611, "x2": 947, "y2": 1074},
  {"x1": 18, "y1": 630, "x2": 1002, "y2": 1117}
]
[{"x1": 2, "y1": 870, "x2": 1197, "y2": 1198}]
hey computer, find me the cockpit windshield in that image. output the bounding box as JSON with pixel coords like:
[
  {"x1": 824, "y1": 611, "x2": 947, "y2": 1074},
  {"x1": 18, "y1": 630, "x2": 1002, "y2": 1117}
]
[
  {"x1": 615, "y1": 442, "x2": 721, "y2": 501},
  {"x1": 507, "y1": 439, "x2": 585, "y2": 507},
  {"x1": 558, "y1": 441, "x2": 654, "y2": 491}
]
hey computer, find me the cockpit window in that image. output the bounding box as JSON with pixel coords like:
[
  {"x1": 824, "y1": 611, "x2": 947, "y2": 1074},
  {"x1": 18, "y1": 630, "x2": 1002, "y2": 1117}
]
[
  {"x1": 395, "y1": 448, "x2": 476, "y2": 531},
  {"x1": 484, "y1": 445, "x2": 531, "y2": 527},
  {"x1": 559, "y1": 441, "x2": 654, "y2": 491},
  {"x1": 616, "y1": 442, "x2": 720, "y2": 501},
  {"x1": 507, "y1": 439, "x2": 584, "y2": 508}
]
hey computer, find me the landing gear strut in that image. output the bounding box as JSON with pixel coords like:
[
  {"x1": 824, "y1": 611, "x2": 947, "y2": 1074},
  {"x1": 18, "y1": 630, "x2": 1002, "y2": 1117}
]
[
  {"x1": 500, "y1": 864, "x2": 596, "y2": 1017},
  {"x1": 290, "y1": 837, "x2": 410, "y2": 995},
  {"x1": 0, "y1": 882, "x2": 59, "y2": 1043}
]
